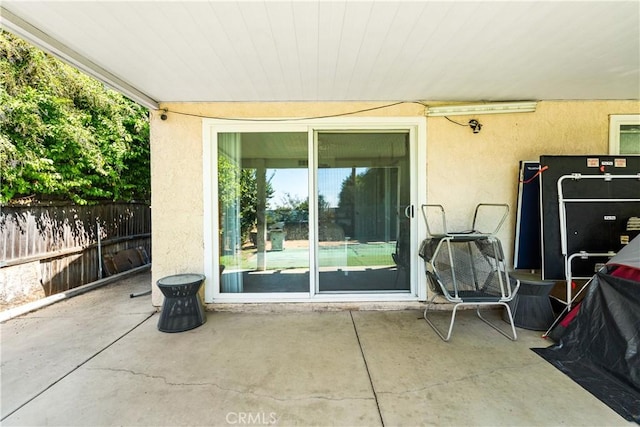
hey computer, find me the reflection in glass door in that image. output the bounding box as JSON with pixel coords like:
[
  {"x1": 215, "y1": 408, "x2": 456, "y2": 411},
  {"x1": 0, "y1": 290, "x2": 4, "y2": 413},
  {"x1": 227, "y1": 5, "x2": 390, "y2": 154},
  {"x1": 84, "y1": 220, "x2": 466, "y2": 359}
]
[
  {"x1": 218, "y1": 132, "x2": 309, "y2": 293},
  {"x1": 316, "y1": 132, "x2": 411, "y2": 292}
]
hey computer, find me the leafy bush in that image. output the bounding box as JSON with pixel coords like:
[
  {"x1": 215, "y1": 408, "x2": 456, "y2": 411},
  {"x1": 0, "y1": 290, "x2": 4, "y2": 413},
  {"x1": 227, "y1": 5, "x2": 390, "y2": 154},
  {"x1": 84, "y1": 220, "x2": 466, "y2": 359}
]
[{"x1": 0, "y1": 30, "x2": 150, "y2": 205}]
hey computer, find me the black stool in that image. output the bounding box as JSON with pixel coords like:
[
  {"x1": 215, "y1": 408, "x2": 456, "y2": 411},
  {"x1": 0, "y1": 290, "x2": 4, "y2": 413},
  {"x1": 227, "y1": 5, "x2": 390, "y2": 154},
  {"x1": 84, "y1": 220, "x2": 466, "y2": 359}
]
[
  {"x1": 505, "y1": 271, "x2": 556, "y2": 330},
  {"x1": 157, "y1": 274, "x2": 206, "y2": 333}
]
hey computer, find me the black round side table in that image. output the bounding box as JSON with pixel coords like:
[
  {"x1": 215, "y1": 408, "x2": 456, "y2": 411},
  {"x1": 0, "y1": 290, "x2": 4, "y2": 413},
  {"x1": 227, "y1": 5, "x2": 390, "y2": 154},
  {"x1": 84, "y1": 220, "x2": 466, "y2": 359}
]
[
  {"x1": 157, "y1": 274, "x2": 206, "y2": 333},
  {"x1": 505, "y1": 271, "x2": 556, "y2": 331}
]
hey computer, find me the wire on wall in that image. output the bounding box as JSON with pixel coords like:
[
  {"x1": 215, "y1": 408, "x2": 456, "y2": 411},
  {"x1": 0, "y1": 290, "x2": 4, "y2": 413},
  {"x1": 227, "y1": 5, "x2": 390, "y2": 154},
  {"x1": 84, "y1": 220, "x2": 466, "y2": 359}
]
[
  {"x1": 159, "y1": 101, "x2": 429, "y2": 122},
  {"x1": 443, "y1": 116, "x2": 468, "y2": 127}
]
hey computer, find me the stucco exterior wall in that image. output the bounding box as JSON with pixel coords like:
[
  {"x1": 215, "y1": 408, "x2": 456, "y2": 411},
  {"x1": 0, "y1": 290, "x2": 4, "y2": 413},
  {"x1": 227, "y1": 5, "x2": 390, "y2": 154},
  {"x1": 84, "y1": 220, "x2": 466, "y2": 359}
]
[
  {"x1": 427, "y1": 101, "x2": 639, "y2": 257},
  {"x1": 150, "y1": 100, "x2": 639, "y2": 306},
  {"x1": 150, "y1": 110, "x2": 206, "y2": 306}
]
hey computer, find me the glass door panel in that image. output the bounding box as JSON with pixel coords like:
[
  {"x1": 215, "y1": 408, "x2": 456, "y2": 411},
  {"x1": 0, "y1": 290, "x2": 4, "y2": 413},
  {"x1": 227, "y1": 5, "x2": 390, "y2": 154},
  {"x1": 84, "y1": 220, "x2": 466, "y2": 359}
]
[
  {"x1": 316, "y1": 132, "x2": 411, "y2": 292},
  {"x1": 218, "y1": 132, "x2": 309, "y2": 293}
]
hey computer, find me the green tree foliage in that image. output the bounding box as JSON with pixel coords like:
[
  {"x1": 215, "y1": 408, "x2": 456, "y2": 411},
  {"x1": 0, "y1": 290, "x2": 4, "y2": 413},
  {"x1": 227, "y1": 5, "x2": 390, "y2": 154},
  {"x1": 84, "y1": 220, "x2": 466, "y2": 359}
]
[
  {"x1": 239, "y1": 168, "x2": 272, "y2": 241},
  {"x1": 218, "y1": 154, "x2": 275, "y2": 243},
  {"x1": 271, "y1": 193, "x2": 309, "y2": 224},
  {"x1": 0, "y1": 30, "x2": 150, "y2": 205},
  {"x1": 269, "y1": 193, "x2": 331, "y2": 224},
  {"x1": 336, "y1": 170, "x2": 359, "y2": 236}
]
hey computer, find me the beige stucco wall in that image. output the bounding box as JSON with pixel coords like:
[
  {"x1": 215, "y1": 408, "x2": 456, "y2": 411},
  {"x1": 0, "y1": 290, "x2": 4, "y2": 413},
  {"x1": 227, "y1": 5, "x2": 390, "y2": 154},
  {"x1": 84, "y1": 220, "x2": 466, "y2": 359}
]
[
  {"x1": 150, "y1": 109, "x2": 205, "y2": 306},
  {"x1": 150, "y1": 100, "x2": 640, "y2": 306},
  {"x1": 427, "y1": 101, "x2": 639, "y2": 255}
]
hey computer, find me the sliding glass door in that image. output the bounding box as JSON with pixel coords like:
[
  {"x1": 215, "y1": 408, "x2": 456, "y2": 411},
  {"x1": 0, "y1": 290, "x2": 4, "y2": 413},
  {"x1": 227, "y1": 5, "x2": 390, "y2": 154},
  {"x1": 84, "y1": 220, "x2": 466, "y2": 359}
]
[
  {"x1": 316, "y1": 132, "x2": 411, "y2": 292},
  {"x1": 208, "y1": 120, "x2": 423, "y2": 301}
]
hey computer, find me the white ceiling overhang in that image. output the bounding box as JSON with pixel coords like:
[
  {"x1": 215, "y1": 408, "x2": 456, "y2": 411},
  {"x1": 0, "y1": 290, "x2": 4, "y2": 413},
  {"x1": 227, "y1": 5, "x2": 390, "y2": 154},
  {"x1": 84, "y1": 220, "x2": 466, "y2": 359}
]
[{"x1": 1, "y1": 1, "x2": 639, "y2": 110}]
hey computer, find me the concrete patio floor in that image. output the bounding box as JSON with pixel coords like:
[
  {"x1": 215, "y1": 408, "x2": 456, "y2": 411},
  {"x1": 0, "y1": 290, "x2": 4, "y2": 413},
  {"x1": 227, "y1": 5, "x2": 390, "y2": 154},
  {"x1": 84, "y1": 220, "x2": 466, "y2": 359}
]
[{"x1": 0, "y1": 271, "x2": 631, "y2": 426}]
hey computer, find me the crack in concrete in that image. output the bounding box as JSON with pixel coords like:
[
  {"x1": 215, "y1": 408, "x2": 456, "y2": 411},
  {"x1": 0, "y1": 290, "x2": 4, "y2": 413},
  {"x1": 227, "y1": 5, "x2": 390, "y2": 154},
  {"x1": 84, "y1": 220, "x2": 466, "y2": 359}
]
[
  {"x1": 89, "y1": 367, "x2": 375, "y2": 403},
  {"x1": 375, "y1": 364, "x2": 531, "y2": 396}
]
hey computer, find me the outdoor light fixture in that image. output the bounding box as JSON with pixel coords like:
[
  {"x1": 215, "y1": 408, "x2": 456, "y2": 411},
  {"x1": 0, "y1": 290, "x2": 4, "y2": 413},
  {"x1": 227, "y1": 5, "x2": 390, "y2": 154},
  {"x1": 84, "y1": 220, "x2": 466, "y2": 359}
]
[
  {"x1": 426, "y1": 101, "x2": 537, "y2": 117},
  {"x1": 469, "y1": 119, "x2": 482, "y2": 133}
]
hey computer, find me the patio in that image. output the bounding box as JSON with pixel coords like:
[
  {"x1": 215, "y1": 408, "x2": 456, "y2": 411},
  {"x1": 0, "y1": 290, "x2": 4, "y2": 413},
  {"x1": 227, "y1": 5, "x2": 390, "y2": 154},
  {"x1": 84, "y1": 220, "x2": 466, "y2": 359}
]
[{"x1": 0, "y1": 271, "x2": 629, "y2": 426}]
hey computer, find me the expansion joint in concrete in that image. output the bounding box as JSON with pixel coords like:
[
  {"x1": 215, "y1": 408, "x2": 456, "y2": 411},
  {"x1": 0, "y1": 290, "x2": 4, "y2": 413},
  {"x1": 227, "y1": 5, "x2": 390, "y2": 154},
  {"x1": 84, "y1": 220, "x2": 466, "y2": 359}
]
[
  {"x1": 349, "y1": 311, "x2": 385, "y2": 427},
  {"x1": 0, "y1": 311, "x2": 156, "y2": 422}
]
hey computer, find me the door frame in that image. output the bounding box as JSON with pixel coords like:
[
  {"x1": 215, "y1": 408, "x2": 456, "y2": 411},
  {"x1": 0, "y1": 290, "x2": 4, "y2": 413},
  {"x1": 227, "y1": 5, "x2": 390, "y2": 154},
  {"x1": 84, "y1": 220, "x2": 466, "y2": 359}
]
[{"x1": 202, "y1": 117, "x2": 427, "y2": 303}]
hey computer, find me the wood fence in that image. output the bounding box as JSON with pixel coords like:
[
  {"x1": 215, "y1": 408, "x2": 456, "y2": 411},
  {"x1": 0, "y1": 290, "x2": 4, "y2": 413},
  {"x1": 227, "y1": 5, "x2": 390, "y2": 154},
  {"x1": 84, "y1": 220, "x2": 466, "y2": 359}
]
[{"x1": 0, "y1": 203, "x2": 151, "y2": 299}]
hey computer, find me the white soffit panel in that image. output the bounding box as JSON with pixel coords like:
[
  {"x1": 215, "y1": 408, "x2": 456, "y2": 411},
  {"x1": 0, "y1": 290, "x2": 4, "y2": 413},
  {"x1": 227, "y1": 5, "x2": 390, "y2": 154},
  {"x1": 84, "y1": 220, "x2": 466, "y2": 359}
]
[{"x1": 1, "y1": 1, "x2": 638, "y2": 105}]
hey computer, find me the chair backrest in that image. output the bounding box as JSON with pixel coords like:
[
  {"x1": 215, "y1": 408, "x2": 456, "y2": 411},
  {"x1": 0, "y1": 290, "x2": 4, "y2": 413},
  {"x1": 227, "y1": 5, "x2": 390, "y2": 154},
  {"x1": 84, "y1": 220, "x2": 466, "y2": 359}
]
[
  {"x1": 422, "y1": 203, "x2": 509, "y2": 238},
  {"x1": 421, "y1": 204, "x2": 448, "y2": 237},
  {"x1": 471, "y1": 204, "x2": 509, "y2": 236}
]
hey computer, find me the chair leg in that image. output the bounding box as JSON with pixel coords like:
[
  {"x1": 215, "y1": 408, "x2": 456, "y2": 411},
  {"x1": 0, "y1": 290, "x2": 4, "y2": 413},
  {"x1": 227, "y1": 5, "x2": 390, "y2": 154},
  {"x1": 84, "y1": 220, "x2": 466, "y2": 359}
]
[
  {"x1": 424, "y1": 297, "x2": 459, "y2": 342},
  {"x1": 476, "y1": 303, "x2": 518, "y2": 341}
]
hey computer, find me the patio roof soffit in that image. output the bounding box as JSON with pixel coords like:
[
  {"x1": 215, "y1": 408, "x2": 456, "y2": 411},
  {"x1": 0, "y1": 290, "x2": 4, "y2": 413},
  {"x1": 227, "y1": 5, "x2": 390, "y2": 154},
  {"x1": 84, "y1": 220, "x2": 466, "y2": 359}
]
[{"x1": 0, "y1": 6, "x2": 159, "y2": 110}]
